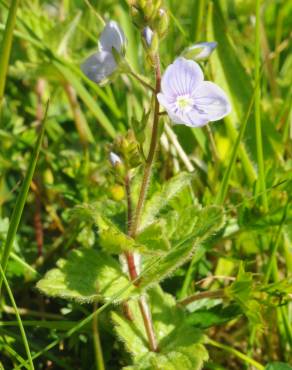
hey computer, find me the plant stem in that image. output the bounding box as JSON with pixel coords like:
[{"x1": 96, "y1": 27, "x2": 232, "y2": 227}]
[
  {"x1": 125, "y1": 173, "x2": 132, "y2": 232},
  {"x1": 207, "y1": 338, "x2": 264, "y2": 370},
  {"x1": 177, "y1": 289, "x2": 225, "y2": 306},
  {"x1": 122, "y1": 54, "x2": 161, "y2": 352},
  {"x1": 0, "y1": 265, "x2": 34, "y2": 370},
  {"x1": 129, "y1": 55, "x2": 161, "y2": 238},
  {"x1": 92, "y1": 303, "x2": 105, "y2": 370},
  {"x1": 129, "y1": 70, "x2": 155, "y2": 92},
  {"x1": 63, "y1": 83, "x2": 94, "y2": 146},
  {"x1": 255, "y1": 0, "x2": 268, "y2": 212},
  {"x1": 164, "y1": 123, "x2": 195, "y2": 172},
  {"x1": 264, "y1": 200, "x2": 288, "y2": 284}
]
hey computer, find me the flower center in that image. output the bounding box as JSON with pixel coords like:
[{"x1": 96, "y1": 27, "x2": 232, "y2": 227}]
[{"x1": 175, "y1": 95, "x2": 194, "y2": 112}]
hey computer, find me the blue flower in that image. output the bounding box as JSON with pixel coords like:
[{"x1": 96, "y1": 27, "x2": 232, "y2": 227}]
[
  {"x1": 81, "y1": 21, "x2": 127, "y2": 85},
  {"x1": 157, "y1": 58, "x2": 231, "y2": 127}
]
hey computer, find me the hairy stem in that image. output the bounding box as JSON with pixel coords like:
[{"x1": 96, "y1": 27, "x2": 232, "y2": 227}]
[
  {"x1": 129, "y1": 70, "x2": 155, "y2": 92},
  {"x1": 129, "y1": 55, "x2": 161, "y2": 238},
  {"x1": 123, "y1": 55, "x2": 161, "y2": 352}
]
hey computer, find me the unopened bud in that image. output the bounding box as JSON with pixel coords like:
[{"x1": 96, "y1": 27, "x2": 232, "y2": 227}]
[
  {"x1": 156, "y1": 8, "x2": 169, "y2": 38},
  {"x1": 130, "y1": 5, "x2": 144, "y2": 28},
  {"x1": 143, "y1": 1, "x2": 155, "y2": 20},
  {"x1": 109, "y1": 152, "x2": 122, "y2": 167},
  {"x1": 142, "y1": 26, "x2": 154, "y2": 47},
  {"x1": 181, "y1": 42, "x2": 217, "y2": 61}
]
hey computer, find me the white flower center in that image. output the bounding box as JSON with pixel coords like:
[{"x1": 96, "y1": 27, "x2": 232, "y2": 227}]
[{"x1": 175, "y1": 94, "x2": 194, "y2": 113}]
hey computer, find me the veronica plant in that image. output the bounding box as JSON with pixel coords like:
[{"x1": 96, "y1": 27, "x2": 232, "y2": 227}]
[{"x1": 37, "y1": 1, "x2": 234, "y2": 369}]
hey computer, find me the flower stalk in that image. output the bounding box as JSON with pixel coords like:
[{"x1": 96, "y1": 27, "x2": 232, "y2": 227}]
[
  {"x1": 123, "y1": 54, "x2": 162, "y2": 352},
  {"x1": 129, "y1": 54, "x2": 161, "y2": 238}
]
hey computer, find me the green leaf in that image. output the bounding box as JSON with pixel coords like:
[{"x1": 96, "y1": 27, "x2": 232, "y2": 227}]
[
  {"x1": 37, "y1": 248, "x2": 139, "y2": 303},
  {"x1": 226, "y1": 263, "x2": 262, "y2": 327},
  {"x1": 140, "y1": 206, "x2": 224, "y2": 289},
  {"x1": 265, "y1": 363, "x2": 292, "y2": 370},
  {"x1": 0, "y1": 103, "x2": 48, "y2": 290},
  {"x1": 97, "y1": 215, "x2": 138, "y2": 254},
  {"x1": 206, "y1": 2, "x2": 256, "y2": 184},
  {"x1": 0, "y1": 0, "x2": 19, "y2": 107},
  {"x1": 112, "y1": 285, "x2": 208, "y2": 370},
  {"x1": 136, "y1": 220, "x2": 171, "y2": 253},
  {"x1": 140, "y1": 172, "x2": 194, "y2": 231},
  {"x1": 186, "y1": 304, "x2": 242, "y2": 329}
]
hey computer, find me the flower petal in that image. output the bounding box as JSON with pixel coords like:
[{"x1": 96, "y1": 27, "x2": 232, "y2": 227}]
[
  {"x1": 99, "y1": 21, "x2": 126, "y2": 54},
  {"x1": 158, "y1": 93, "x2": 209, "y2": 127},
  {"x1": 81, "y1": 51, "x2": 116, "y2": 84},
  {"x1": 161, "y1": 58, "x2": 204, "y2": 97},
  {"x1": 192, "y1": 81, "x2": 231, "y2": 121}
]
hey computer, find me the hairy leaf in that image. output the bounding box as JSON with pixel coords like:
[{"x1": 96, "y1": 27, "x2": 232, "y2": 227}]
[
  {"x1": 136, "y1": 220, "x2": 171, "y2": 253},
  {"x1": 139, "y1": 206, "x2": 224, "y2": 288},
  {"x1": 226, "y1": 263, "x2": 262, "y2": 327},
  {"x1": 37, "y1": 249, "x2": 138, "y2": 303},
  {"x1": 112, "y1": 285, "x2": 208, "y2": 370},
  {"x1": 139, "y1": 172, "x2": 194, "y2": 231}
]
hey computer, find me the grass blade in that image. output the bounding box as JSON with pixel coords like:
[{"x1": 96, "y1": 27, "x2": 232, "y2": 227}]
[
  {"x1": 255, "y1": 0, "x2": 268, "y2": 211},
  {"x1": 0, "y1": 264, "x2": 34, "y2": 369},
  {"x1": 0, "y1": 102, "x2": 49, "y2": 291},
  {"x1": 0, "y1": 0, "x2": 19, "y2": 113}
]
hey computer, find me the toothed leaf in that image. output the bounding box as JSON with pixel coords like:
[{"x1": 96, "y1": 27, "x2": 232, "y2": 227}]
[
  {"x1": 139, "y1": 206, "x2": 224, "y2": 288},
  {"x1": 112, "y1": 286, "x2": 208, "y2": 370},
  {"x1": 139, "y1": 172, "x2": 194, "y2": 231},
  {"x1": 37, "y1": 249, "x2": 139, "y2": 303}
]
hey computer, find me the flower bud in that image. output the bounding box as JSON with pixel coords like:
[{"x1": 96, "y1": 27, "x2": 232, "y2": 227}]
[
  {"x1": 142, "y1": 27, "x2": 159, "y2": 65},
  {"x1": 81, "y1": 21, "x2": 127, "y2": 85},
  {"x1": 156, "y1": 8, "x2": 169, "y2": 38},
  {"x1": 142, "y1": 26, "x2": 154, "y2": 47},
  {"x1": 181, "y1": 42, "x2": 217, "y2": 61},
  {"x1": 109, "y1": 152, "x2": 122, "y2": 167},
  {"x1": 130, "y1": 5, "x2": 144, "y2": 28},
  {"x1": 143, "y1": 1, "x2": 155, "y2": 20}
]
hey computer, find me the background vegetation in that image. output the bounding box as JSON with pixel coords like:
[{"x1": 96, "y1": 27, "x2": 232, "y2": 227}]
[{"x1": 0, "y1": 0, "x2": 291, "y2": 369}]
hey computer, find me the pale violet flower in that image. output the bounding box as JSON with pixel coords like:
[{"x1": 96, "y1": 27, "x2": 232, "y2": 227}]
[
  {"x1": 81, "y1": 21, "x2": 127, "y2": 85},
  {"x1": 157, "y1": 58, "x2": 231, "y2": 127},
  {"x1": 182, "y1": 42, "x2": 217, "y2": 61}
]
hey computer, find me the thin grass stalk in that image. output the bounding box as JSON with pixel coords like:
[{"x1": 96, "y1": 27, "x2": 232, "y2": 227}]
[
  {"x1": 193, "y1": 0, "x2": 206, "y2": 42},
  {"x1": 255, "y1": 0, "x2": 268, "y2": 212},
  {"x1": 0, "y1": 265, "x2": 34, "y2": 370},
  {"x1": 0, "y1": 102, "x2": 49, "y2": 293},
  {"x1": 0, "y1": 0, "x2": 19, "y2": 115},
  {"x1": 92, "y1": 303, "x2": 105, "y2": 370},
  {"x1": 207, "y1": 338, "x2": 264, "y2": 370}
]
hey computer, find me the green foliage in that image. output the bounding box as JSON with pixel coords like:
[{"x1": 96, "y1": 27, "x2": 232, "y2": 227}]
[
  {"x1": 139, "y1": 206, "x2": 224, "y2": 288},
  {"x1": 139, "y1": 172, "x2": 194, "y2": 231},
  {"x1": 37, "y1": 248, "x2": 139, "y2": 303},
  {"x1": 186, "y1": 303, "x2": 242, "y2": 329},
  {"x1": 265, "y1": 363, "x2": 292, "y2": 370},
  {"x1": 112, "y1": 286, "x2": 208, "y2": 370},
  {"x1": 226, "y1": 263, "x2": 262, "y2": 327}
]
